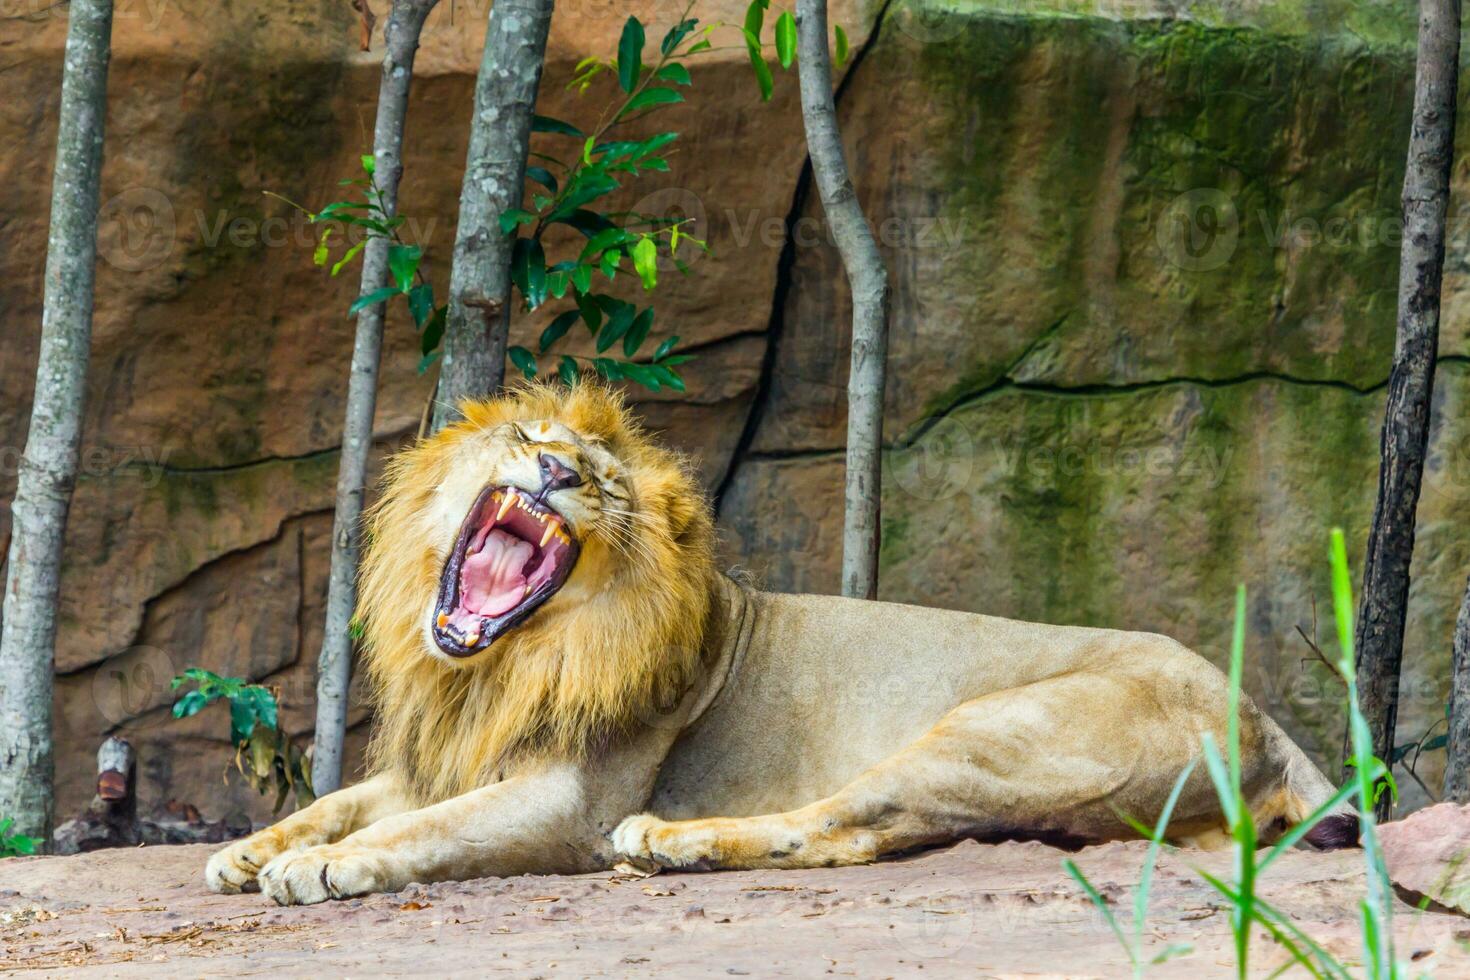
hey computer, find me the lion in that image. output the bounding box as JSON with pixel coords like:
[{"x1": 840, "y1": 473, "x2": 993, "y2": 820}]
[{"x1": 206, "y1": 383, "x2": 1353, "y2": 905}]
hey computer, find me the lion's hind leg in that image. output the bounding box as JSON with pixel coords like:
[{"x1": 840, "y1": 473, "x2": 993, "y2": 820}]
[{"x1": 615, "y1": 671, "x2": 1212, "y2": 871}]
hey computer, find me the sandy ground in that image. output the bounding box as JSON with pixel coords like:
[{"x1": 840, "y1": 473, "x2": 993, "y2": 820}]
[{"x1": 3, "y1": 839, "x2": 1468, "y2": 977}]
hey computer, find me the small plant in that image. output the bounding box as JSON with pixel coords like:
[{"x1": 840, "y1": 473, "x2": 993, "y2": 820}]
[
  {"x1": 1066, "y1": 529, "x2": 1399, "y2": 978},
  {"x1": 0, "y1": 816, "x2": 40, "y2": 858},
  {"x1": 172, "y1": 669, "x2": 314, "y2": 814},
  {"x1": 281, "y1": 1, "x2": 847, "y2": 392}
]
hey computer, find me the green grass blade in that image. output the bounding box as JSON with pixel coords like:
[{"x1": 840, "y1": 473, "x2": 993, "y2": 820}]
[
  {"x1": 1199, "y1": 734, "x2": 1240, "y2": 826},
  {"x1": 1133, "y1": 759, "x2": 1198, "y2": 956},
  {"x1": 1228, "y1": 584, "x2": 1246, "y2": 790},
  {"x1": 1259, "y1": 780, "x2": 1358, "y2": 871},
  {"x1": 1063, "y1": 858, "x2": 1136, "y2": 971}
]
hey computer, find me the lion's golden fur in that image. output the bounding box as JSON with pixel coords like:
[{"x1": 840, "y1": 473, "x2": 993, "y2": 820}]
[{"x1": 356, "y1": 384, "x2": 715, "y2": 804}]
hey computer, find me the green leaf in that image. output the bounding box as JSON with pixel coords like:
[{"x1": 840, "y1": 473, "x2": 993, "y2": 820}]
[
  {"x1": 745, "y1": 34, "x2": 774, "y2": 102},
  {"x1": 580, "y1": 227, "x2": 631, "y2": 262},
  {"x1": 418, "y1": 350, "x2": 441, "y2": 374},
  {"x1": 509, "y1": 345, "x2": 538, "y2": 379},
  {"x1": 600, "y1": 250, "x2": 620, "y2": 279},
  {"x1": 578, "y1": 292, "x2": 602, "y2": 333},
  {"x1": 688, "y1": 38, "x2": 712, "y2": 54},
  {"x1": 525, "y1": 166, "x2": 559, "y2": 194},
  {"x1": 361, "y1": 154, "x2": 376, "y2": 175},
  {"x1": 387, "y1": 243, "x2": 421, "y2": 292},
  {"x1": 619, "y1": 87, "x2": 684, "y2": 118},
  {"x1": 547, "y1": 173, "x2": 620, "y2": 224},
  {"x1": 593, "y1": 357, "x2": 623, "y2": 380},
  {"x1": 558, "y1": 354, "x2": 580, "y2": 386},
  {"x1": 421, "y1": 304, "x2": 446, "y2": 355},
  {"x1": 540, "y1": 309, "x2": 581, "y2": 353},
  {"x1": 531, "y1": 114, "x2": 585, "y2": 138},
  {"x1": 653, "y1": 334, "x2": 680, "y2": 361},
  {"x1": 408, "y1": 282, "x2": 434, "y2": 327},
  {"x1": 743, "y1": 0, "x2": 768, "y2": 42},
  {"x1": 172, "y1": 689, "x2": 210, "y2": 720},
  {"x1": 651, "y1": 363, "x2": 686, "y2": 391},
  {"x1": 834, "y1": 24, "x2": 850, "y2": 68},
  {"x1": 348, "y1": 285, "x2": 401, "y2": 316},
  {"x1": 498, "y1": 208, "x2": 537, "y2": 235},
  {"x1": 623, "y1": 307, "x2": 654, "y2": 356},
  {"x1": 655, "y1": 62, "x2": 692, "y2": 85},
  {"x1": 661, "y1": 17, "x2": 697, "y2": 55},
  {"x1": 313, "y1": 227, "x2": 332, "y2": 266},
  {"x1": 526, "y1": 239, "x2": 547, "y2": 308},
  {"x1": 330, "y1": 238, "x2": 368, "y2": 277},
  {"x1": 775, "y1": 11, "x2": 797, "y2": 69},
  {"x1": 571, "y1": 264, "x2": 592, "y2": 294},
  {"x1": 597, "y1": 303, "x2": 636, "y2": 353},
  {"x1": 617, "y1": 17, "x2": 645, "y2": 94},
  {"x1": 620, "y1": 362, "x2": 661, "y2": 392},
  {"x1": 632, "y1": 236, "x2": 658, "y2": 290}
]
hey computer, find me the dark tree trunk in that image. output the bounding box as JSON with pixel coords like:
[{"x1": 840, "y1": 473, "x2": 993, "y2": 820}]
[
  {"x1": 795, "y1": 0, "x2": 891, "y2": 600},
  {"x1": 1350, "y1": 0, "x2": 1460, "y2": 820},
  {"x1": 430, "y1": 0, "x2": 555, "y2": 433},
  {"x1": 312, "y1": 0, "x2": 439, "y2": 797},
  {"x1": 0, "y1": 0, "x2": 113, "y2": 846}
]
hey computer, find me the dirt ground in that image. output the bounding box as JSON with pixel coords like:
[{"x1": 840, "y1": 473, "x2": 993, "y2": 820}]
[{"x1": 3, "y1": 839, "x2": 1468, "y2": 977}]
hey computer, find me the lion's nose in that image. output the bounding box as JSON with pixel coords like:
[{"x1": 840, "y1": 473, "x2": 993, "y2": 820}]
[{"x1": 538, "y1": 452, "x2": 583, "y2": 493}]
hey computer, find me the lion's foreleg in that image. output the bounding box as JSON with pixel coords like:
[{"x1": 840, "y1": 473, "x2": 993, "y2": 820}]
[
  {"x1": 256, "y1": 764, "x2": 613, "y2": 905},
  {"x1": 205, "y1": 772, "x2": 412, "y2": 894},
  {"x1": 612, "y1": 765, "x2": 943, "y2": 871}
]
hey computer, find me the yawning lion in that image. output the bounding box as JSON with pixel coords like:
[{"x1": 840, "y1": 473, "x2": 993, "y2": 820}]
[{"x1": 205, "y1": 384, "x2": 1352, "y2": 905}]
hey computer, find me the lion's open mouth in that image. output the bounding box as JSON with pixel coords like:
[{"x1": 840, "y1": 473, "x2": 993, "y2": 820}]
[{"x1": 431, "y1": 484, "x2": 580, "y2": 656}]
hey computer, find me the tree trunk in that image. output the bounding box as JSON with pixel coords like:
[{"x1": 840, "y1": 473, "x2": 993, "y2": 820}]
[
  {"x1": 430, "y1": 0, "x2": 555, "y2": 433},
  {"x1": 1446, "y1": 574, "x2": 1470, "y2": 800},
  {"x1": 0, "y1": 0, "x2": 113, "y2": 845},
  {"x1": 1350, "y1": 0, "x2": 1460, "y2": 820},
  {"x1": 312, "y1": 0, "x2": 439, "y2": 797},
  {"x1": 795, "y1": 0, "x2": 891, "y2": 600}
]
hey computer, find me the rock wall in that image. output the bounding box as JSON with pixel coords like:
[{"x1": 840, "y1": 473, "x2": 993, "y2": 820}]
[{"x1": 2, "y1": 0, "x2": 1467, "y2": 821}]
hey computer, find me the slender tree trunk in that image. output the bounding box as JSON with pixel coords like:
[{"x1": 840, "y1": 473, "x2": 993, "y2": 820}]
[
  {"x1": 795, "y1": 0, "x2": 891, "y2": 600},
  {"x1": 312, "y1": 0, "x2": 439, "y2": 797},
  {"x1": 1445, "y1": 574, "x2": 1470, "y2": 800},
  {"x1": 0, "y1": 0, "x2": 113, "y2": 845},
  {"x1": 430, "y1": 0, "x2": 554, "y2": 433},
  {"x1": 1349, "y1": 0, "x2": 1460, "y2": 819}
]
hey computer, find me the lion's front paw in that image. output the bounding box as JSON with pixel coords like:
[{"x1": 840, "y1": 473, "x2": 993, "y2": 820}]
[
  {"x1": 258, "y1": 845, "x2": 386, "y2": 906},
  {"x1": 612, "y1": 814, "x2": 713, "y2": 870},
  {"x1": 206, "y1": 831, "x2": 287, "y2": 895}
]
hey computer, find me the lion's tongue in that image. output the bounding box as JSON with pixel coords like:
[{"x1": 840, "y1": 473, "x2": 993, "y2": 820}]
[{"x1": 460, "y1": 529, "x2": 533, "y2": 619}]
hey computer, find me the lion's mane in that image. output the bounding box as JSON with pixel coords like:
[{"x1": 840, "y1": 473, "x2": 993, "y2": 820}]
[{"x1": 356, "y1": 384, "x2": 715, "y2": 804}]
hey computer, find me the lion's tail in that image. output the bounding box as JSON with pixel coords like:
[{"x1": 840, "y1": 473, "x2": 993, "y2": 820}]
[{"x1": 1270, "y1": 722, "x2": 1360, "y2": 850}]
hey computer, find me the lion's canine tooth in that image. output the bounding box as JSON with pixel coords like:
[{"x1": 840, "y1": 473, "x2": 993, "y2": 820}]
[
  {"x1": 436, "y1": 612, "x2": 449, "y2": 629},
  {"x1": 539, "y1": 518, "x2": 559, "y2": 548},
  {"x1": 496, "y1": 490, "x2": 516, "y2": 521}
]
